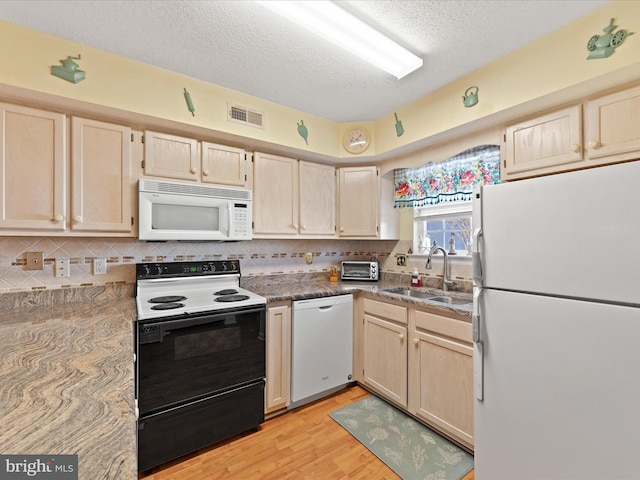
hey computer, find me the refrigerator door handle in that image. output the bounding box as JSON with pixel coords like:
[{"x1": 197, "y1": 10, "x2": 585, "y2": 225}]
[
  {"x1": 472, "y1": 288, "x2": 482, "y2": 343},
  {"x1": 472, "y1": 227, "x2": 483, "y2": 287},
  {"x1": 473, "y1": 287, "x2": 484, "y2": 401}
]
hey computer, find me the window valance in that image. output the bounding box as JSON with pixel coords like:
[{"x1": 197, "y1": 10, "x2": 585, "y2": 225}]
[{"x1": 394, "y1": 145, "x2": 501, "y2": 208}]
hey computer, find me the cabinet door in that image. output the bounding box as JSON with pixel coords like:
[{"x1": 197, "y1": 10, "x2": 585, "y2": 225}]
[
  {"x1": 253, "y1": 152, "x2": 298, "y2": 235},
  {"x1": 503, "y1": 104, "x2": 583, "y2": 179},
  {"x1": 71, "y1": 117, "x2": 132, "y2": 233},
  {"x1": 299, "y1": 160, "x2": 335, "y2": 236},
  {"x1": 143, "y1": 130, "x2": 198, "y2": 181},
  {"x1": 338, "y1": 166, "x2": 378, "y2": 237},
  {"x1": 201, "y1": 141, "x2": 248, "y2": 187},
  {"x1": 410, "y1": 310, "x2": 474, "y2": 449},
  {"x1": 363, "y1": 314, "x2": 407, "y2": 408},
  {"x1": 585, "y1": 84, "x2": 640, "y2": 163},
  {"x1": 265, "y1": 304, "x2": 291, "y2": 414},
  {"x1": 0, "y1": 103, "x2": 66, "y2": 231}
]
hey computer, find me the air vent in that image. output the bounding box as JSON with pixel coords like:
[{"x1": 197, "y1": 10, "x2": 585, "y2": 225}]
[{"x1": 228, "y1": 103, "x2": 264, "y2": 129}]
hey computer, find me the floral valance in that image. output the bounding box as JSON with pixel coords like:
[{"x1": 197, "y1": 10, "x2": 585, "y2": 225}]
[{"x1": 394, "y1": 145, "x2": 501, "y2": 208}]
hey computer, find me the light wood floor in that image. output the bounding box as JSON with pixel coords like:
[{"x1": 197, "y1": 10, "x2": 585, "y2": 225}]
[{"x1": 139, "y1": 384, "x2": 474, "y2": 480}]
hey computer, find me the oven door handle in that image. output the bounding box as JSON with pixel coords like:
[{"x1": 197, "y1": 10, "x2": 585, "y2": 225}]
[{"x1": 141, "y1": 306, "x2": 266, "y2": 333}]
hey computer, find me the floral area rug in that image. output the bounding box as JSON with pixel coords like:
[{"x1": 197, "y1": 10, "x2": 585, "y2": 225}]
[{"x1": 329, "y1": 395, "x2": 473, "y2": 480}]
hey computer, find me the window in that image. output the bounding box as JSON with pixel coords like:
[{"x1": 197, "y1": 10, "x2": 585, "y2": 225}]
[
  {"x1": 414, "y1": 202, "x2": 472, "y2": 256},
  {"x1": 393, "y1": 144, "x2": 500, "y2": 258}
]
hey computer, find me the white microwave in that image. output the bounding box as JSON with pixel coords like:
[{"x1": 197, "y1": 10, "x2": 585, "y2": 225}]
[{"x1": 138, "y1": 180, "x2": 252, "y2": 241}]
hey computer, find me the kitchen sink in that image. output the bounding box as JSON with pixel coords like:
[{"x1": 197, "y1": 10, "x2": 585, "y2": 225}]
[
  {"x1": 382, "y1": 287, "x2": 433, "y2": 299},
  {"x1": 382, "y1": 288, "x2": 472, "y2": 306},
  {"x1": 426, "y1": 296, "x2": 472, "y2": 305}
]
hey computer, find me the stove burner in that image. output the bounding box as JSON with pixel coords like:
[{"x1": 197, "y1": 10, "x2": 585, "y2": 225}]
[
  {"x1": 214, "y1": 289, "x2": 239, "y2": 296},
  {"x1": 150, "y1": 302, "x2": 185, "y2": 310},
  {"x1": 149, "y1": 295, "x2": 187, "y2": 304},
  {"x1": 214, "y1": 295, "x2": 250, "y2": 303}
]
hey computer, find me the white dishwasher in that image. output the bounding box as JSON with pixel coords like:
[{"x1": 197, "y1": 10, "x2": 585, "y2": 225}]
[{"x1": 290, "y1": 294, "x2": 353, "y2": 408}]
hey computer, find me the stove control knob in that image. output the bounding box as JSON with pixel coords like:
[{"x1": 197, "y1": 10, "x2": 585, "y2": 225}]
[
  {"x1": 221, "y1": 262, "x2": 228, "y2": 271},
  {"x1": 155, "y1": 264, "x2": 164, "y2": 275},
  {"x1": 142, "y1": 265, "x2": 151, "y2": 276}
]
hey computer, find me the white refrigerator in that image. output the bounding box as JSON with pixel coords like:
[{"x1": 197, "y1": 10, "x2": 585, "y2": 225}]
[{"x1": 472, "y1": 160, "x2": 640, "y2": 479}]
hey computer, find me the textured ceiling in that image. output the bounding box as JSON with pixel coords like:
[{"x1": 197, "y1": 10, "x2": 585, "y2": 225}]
[{"x1": 0, "y1": 0, "x2": 611, "y2": 122}]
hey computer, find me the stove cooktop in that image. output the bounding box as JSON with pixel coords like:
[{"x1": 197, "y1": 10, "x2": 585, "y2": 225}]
[
  {"x1": 136, "y1": 282, "x2": 266, "y2": 320},
  {"x1": 135, "y1": 261, "x2": 266, "y2": 321}
]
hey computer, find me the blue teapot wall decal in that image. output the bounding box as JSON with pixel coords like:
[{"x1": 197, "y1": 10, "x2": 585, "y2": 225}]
[
  {"x1": 462, "y1": 86, "x2": 479, "y2": 108},
  {"x1": 587, "y1": 18, "x2": 634, "y2": 59}
]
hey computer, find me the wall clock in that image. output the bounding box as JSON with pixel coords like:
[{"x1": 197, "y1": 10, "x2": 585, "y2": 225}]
[{"x1": 342, "y1": 127, "x2": 370, "y2": 154}]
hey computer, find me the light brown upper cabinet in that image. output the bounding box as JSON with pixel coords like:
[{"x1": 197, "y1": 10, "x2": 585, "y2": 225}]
[
  {"x1": 0, "y1": 103, "x2": 67, "y2": 232},
  {"x1": 0, "y1": 103, "x2": 134, "y2": 235},
  {"x1": 503, "y1": 83, "x2": 640, "y2": 180},
  {"x1": 585, "y1": 84, "x2": 640, "y2": 164},
  {"x1": 503, "y1": 105, "x2": 583, "y2": 180},
  {"x1": 253, "y1": 153, "x2": 336, "y2": 238},
  {"x1": 337, "y1": 166, "x2": 379, "y2": 237},
  {"x1": 71, "y1": 117, "x2": 133, "y2": 234},
  {"x1": 143, "y1": 131, "x2": 250, "y2": 188}
]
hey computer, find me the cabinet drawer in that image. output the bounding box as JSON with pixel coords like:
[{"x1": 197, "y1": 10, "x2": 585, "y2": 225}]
[
  {"x1": 363, "y1": 298, "x2": 407, "y2": 324},
  {"x1": 415, "y1": 309, "x2": 471, "y2": 343}
]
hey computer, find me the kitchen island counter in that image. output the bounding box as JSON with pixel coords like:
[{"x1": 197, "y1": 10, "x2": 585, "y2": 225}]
[{"x1": 0, "y1": 286, "x2": 136, "y2": 480}]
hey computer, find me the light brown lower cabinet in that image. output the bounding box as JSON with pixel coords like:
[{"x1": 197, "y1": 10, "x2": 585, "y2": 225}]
[
  {"x1": 408, "y1": 308, "x2": 474, "y2": 450},
  {"x1": 362, "y1": 298, "x2": 408, "y2": 409},
  {"x1": 358, "y1": 295, "x2": 474, "y2": 450},
  {"x1": 265, "y1": 302, "x2": 291, "y2": 414}
]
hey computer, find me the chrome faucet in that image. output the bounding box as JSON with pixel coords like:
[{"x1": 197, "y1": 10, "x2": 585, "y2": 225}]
[{"x1": 426, "y1": 243, "x2": 455, "y2": 291}]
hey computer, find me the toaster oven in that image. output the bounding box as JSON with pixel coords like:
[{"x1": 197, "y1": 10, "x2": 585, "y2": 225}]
[{"x1": 340, "y1": 261, "x2": 379, "y2": 281}]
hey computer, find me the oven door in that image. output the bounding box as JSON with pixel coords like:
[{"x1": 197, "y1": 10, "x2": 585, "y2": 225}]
[{"x1": 136, "y1": 305, "x2": 266, "y2": 416}]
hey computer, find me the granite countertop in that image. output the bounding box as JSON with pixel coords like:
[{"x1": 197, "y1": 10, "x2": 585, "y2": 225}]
[
  {"x1": 0, "y1": 275, "x2": 469, "y2": 480},
  {"x1": 242, "y1": 276, "x2": 473, "y2": 316},
  {"x1": 0, "y1": 287, "x2": 137, "y2": 480}
]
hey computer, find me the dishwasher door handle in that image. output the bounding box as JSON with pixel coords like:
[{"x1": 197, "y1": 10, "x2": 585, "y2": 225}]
[{"x1": 319, "y1": 305, "x2": 334, "y2": 310}]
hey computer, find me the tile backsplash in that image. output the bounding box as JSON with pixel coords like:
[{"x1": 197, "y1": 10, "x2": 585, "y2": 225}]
[
  {"x1": 1, "y1": 237, "x2": 474, "y2": 293},
  {"x1": 0, "y1": 237, "x2": 399, "y2": 293}
]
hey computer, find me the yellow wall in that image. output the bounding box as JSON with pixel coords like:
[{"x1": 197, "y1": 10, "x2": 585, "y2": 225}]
[
  {"x1": 0, "y1": 0, "x2": 639, "y2": 160},
  {"x1": 375, "y1": 0, "x2": 640, "y2": 154}
]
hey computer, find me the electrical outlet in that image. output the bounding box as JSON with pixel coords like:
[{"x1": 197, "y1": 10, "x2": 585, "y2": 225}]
[
  {"x1": 55, "y1": 258, "x2": 70, "y2": 278},
  {"x1": 93, "y1": 258, "x2": 107, "y2": 275},
  {"x1": 305, "y1": 252, "x2": 313, "y2": 264}
]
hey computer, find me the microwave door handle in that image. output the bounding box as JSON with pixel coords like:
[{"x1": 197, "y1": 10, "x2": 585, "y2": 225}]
[{"x1": 228, "y1": 203, "x2": 233, "y2": 236}]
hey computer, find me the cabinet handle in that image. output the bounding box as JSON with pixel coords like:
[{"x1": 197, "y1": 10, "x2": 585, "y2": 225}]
[
  {"x1": 398, "y1": 333, "x2": 405, "y2": 341},
  {"x1": 72, "y1": 215, "x2": 83, "y2": 223},
  {"x1": 570, "y1": 144, "x2": 581, "y2": 153},
  {"x1": 190, "y1": 167, "x2": 198, "y2": 174},
  {"x1": 340, "y1": 227, "x2": 345, "y2": 232},
  {"x1": 53, "y1": 214, "x2": 64, "y2": 222},
  {"x1": 203, "y1": 170, "x2": 209, "y2": 176},
  {"x1": 588, "y1": 140, "x2": 601, "y2": 149},
  {"x1": 413, "y1": 338, "x2": 419, "y2": 345},
  {"x1": 292, "y1": 224, "x2": 298, "y2": 230},
  {"x1": 301, "y1": 225, "x2": 306, "y2": 230}
]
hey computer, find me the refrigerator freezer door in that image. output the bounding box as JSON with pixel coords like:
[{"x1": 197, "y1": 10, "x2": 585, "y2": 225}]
[
  {"x1": 479, "y1": 161, "x2": 640, "y2": 305},
  {"x1": 474, "y1": 289, "x2": 640, "y2": 479}
]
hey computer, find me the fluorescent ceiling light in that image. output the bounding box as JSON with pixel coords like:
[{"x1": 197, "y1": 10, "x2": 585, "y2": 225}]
[{"x1": 256, "y1": 0, "x2": 423, "y2": 79}]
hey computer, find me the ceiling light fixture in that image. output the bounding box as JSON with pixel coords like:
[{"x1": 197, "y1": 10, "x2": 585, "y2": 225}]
[{"x1": 256, "y1": 0, "x2": 423, "y2": 79}]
